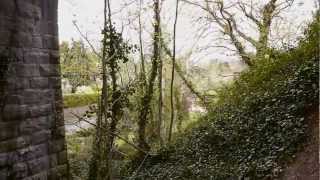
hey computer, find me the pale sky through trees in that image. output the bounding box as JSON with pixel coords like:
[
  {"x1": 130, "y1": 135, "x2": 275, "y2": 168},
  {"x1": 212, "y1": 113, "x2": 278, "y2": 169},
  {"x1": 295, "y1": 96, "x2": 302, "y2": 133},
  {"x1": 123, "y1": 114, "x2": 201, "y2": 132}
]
[{"x1": 58, "y1": 0, "x2": 317, "y2": 65}]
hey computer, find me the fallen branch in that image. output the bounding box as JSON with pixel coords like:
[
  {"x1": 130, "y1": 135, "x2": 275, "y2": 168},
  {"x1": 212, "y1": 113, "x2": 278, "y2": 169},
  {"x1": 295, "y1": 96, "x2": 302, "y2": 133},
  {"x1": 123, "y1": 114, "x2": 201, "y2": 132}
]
[{"x1": 129, "y1": 153, "x2": 149, "y2": 179}]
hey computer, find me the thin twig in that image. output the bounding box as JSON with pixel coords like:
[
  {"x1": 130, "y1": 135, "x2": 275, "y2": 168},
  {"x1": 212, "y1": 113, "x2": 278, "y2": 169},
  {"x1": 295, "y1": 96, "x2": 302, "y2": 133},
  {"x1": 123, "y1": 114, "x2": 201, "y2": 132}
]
[
  {"x1": 73, "y1": 21, "x2": 102, "y2": 59},
  {"x1": 129, "y1": 154, "x2": 149, "y2": 179},
  {"x1": 70, "y1": 112, "x2": 149, "y2": 154}
]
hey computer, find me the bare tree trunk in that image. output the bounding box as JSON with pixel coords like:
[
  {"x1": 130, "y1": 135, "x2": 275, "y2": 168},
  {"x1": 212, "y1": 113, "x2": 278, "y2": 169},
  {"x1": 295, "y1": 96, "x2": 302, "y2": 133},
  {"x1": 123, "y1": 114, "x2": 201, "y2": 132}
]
[
  {"x1": 168, "y1": 0, "x2": 179, "y2": 143},
  {"x1": 157, "y1": 14, "x2": 164, "y2": 147},
  {"x1": 138, "y1": 0, "x2": 146, "y2": 84},
  {"x1": 158, "y1": 52, "x2": 164, "y2": 145},
  {"x1": 182, "y1": 0, "x2": 290, "y2": 66}
]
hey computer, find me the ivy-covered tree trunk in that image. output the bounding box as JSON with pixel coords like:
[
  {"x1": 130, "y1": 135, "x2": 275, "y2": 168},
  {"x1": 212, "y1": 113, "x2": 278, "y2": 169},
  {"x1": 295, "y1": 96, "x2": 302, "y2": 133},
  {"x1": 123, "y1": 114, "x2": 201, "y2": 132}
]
[
  {"x1": 88, "y1": 1, "x2": 134, "y2": 179},
  {"x1": 137, "y1": 0, "x2": 161, "y2": 155},
  {"x1": 89, "y1": 0, "x2": 111, "y2": 179},
  {"x1": 256, "y1": 0, "x2": 277, "y2": 58}
]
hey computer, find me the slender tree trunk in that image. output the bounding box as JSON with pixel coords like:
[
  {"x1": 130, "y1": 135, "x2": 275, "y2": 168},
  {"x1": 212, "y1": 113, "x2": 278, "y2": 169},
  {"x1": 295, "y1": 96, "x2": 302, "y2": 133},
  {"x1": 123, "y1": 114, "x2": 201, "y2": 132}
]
[
  {"x1": 168, "y1": 0, "x2": 179, "y2": 142},
  {"x1": 137, "y1": 0, "x2": 160, "y2": 155},
  {"x1": 161, "y1": 41, "x2": 207, "y2": 107},
  {"x1": 89, "y1": 0, "x2": 111, "y2": 179},
  {"x1": 157, "y1": 13, "x2": 164, "y2": 147},
  {"x1": 138, "y1": 0, "x2": 146, "y2": 84}
]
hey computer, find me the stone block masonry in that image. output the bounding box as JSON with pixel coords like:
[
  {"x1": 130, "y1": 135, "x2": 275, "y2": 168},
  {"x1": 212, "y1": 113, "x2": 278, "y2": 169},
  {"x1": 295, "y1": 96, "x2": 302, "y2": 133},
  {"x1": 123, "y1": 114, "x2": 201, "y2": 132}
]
[{"x1": 0, "y1": 0, "x2": 68, "y2": 179}]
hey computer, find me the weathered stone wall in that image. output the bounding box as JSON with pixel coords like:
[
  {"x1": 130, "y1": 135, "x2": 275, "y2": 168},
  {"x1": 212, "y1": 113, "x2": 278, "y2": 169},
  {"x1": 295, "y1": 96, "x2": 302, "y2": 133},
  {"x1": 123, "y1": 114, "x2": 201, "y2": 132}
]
[{"x1": 0, "y1": 0, "x2": 68, "y2": 179}]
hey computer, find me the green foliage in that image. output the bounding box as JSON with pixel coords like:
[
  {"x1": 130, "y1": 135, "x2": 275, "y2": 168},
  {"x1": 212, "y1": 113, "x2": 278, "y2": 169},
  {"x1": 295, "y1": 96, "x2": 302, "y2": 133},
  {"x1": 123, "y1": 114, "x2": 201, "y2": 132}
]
[
  {"x1": 87, "y1": 19, "x2": 138, "y2": 179},
  {"x1": 60, "y1": 40, "x2": 99, "y2": 93},
  {"x1": 122, "y1": 14, "x2": 319, "y2": 179},
  {"x1": 67, "y1": 129, "x2": 95, "y2": 180},
  {"x1": 103, "y1": 23, "x2": 137, "y2": 67},
  {"x1": 63, "y1": 93, "x2": 99, "y2": 108},
  {"x1": 100, "y1": 22, "x2": 137, "y2": 116}
]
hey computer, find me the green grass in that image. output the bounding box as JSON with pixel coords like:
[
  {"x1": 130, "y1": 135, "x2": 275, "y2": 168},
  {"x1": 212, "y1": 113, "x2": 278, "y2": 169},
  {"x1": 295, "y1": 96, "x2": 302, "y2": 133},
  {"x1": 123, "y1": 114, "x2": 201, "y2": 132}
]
[{"x1": 63, "y1": 93, "x2": 99, "y2": 108}]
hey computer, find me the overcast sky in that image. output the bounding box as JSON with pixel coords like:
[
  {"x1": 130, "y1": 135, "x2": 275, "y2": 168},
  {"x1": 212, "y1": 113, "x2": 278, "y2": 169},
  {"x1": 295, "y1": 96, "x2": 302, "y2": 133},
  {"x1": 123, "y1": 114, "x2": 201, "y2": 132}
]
[{"x1": 58, "y1": 0, "x2": 317, "y2": 65}]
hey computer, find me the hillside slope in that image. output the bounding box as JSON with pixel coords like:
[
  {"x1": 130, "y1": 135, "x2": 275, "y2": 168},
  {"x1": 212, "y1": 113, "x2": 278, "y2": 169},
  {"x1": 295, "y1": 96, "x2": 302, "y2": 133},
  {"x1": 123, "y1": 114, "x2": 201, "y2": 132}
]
[
  {"x1": 122, "y1": 13, "x2": 319, "y2": 180},
  {"x1": 279, "y1": 108, "x2": 319, "y2": 180}
]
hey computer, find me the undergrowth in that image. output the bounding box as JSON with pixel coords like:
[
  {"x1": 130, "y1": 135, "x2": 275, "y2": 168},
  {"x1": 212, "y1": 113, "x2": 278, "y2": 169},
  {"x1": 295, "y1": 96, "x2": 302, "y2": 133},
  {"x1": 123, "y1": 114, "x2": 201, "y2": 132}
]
[{"x1": 121, "y1": 13, "x2": 319, "y2": 180}]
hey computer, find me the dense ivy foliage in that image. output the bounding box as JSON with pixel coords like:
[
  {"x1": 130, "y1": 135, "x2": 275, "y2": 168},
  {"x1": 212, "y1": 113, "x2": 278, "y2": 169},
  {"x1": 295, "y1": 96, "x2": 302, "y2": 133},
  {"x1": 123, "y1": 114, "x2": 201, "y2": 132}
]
[{"x1": 122, "y1": 14, "x2": 319, "y2": 179}]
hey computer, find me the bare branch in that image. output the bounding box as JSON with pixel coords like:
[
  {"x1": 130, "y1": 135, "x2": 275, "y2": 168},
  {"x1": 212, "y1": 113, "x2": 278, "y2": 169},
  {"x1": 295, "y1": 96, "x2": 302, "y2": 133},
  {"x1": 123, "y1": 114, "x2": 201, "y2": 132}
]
[
  {"x1": 217, "y1": 2, "x2": 259, "y2": 48},
  {"x1": 70, "y1": 112, "x2": 149, "y2": 155},
  {"x1": 161, "y1": 39, "x2": 207, "y2": 106},
  {"x1": 237, "y1": 1, "x2": 261, "y2": 27},
  {"x1": 73, "y1": 21, "x2": 102, "y2": 59}
]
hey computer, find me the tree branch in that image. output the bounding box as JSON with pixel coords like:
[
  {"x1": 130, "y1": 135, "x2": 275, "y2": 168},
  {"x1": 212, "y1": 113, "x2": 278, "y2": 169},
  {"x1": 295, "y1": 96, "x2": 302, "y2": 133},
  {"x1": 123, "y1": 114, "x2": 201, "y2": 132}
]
[
  {"x1": 237, "y1": 1, "x2": 262, "y2": 27},
  {"x1": 73, "y1": 21, "x2": 102, "y2": 59},
  {"x1": 161, "y1": 39, "x2": 207, "y2": 106},
  {"x1": 70, "y1": 112, "x2": 149, "y2": 155}
]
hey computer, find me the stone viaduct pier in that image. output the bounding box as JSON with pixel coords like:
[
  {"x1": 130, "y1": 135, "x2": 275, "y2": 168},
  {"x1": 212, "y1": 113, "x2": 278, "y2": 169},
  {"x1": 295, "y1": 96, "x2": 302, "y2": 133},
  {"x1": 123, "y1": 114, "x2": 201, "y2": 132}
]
[{"x1": 0, "y1": 0, "x2": 68, "y2": 179}]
